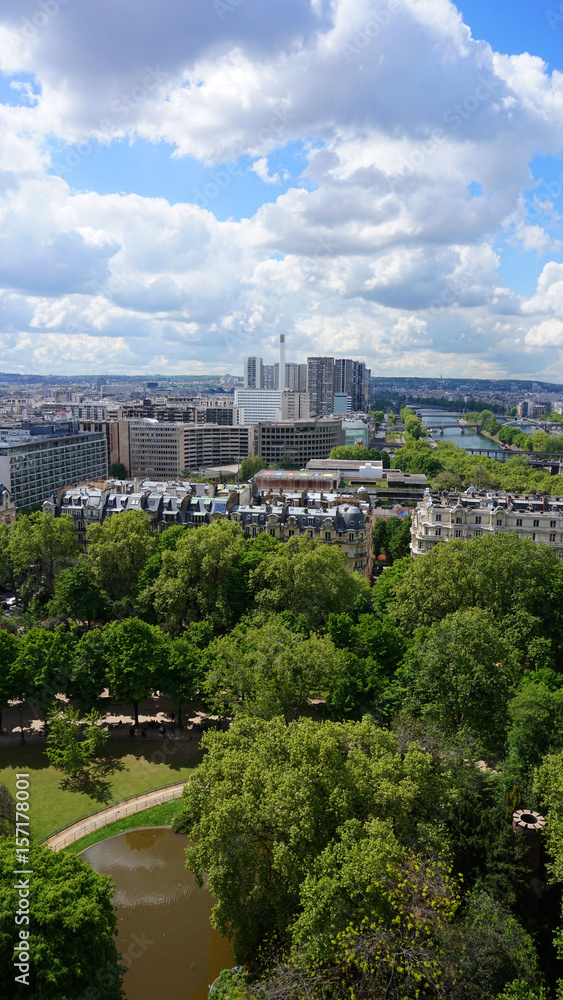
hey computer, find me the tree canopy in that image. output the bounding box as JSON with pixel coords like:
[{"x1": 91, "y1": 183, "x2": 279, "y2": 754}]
[{"x1": 0, "y1": 840, "x2": 124, "y2": 1000}]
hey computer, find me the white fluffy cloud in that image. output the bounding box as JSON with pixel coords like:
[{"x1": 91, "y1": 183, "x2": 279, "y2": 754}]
[{"x1": 0, "y1": 0, "x2": 563, "y2": 375}]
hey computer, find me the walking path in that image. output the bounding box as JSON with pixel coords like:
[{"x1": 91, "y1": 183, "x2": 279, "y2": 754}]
[{"x1": 43, "y1": 781, "x2": 186, "y2": 852}]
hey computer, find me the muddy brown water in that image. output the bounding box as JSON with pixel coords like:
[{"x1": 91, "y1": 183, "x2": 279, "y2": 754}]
[{"x1": 83, "y1": 827, "x2": 234, "y2": 1000}]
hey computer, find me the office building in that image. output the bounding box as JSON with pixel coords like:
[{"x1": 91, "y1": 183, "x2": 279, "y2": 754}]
[
  {"x1": 258, "y1": 418, "x2": 342, "y2": 466},
  {"x1": 128, "y1": 421, "x2": 253, "y2": 478},
  {"x1": 234, "y1": 389, "x2": 309, "y2": 426},
  {"x1": 0, "y1": 424, "x2": 108, "y2": 507}
]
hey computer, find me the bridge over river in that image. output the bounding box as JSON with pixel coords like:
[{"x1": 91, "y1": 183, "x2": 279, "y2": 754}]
[{"x1": 463, "y1": 447, "x2": 563, "y2": 470}]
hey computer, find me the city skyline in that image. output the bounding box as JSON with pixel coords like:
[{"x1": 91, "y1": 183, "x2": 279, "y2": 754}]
[{"x1": 1, "y1": 2, "x2": 563, "y2": 379}]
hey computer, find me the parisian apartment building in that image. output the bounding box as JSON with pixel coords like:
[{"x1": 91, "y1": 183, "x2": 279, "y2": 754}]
[{"x1": 411, "y1": 488, "x2": 563, "y2": 560}]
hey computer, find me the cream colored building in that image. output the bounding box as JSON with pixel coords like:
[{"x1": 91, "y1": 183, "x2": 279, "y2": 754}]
[
  {"x1": 411, "y1": 489, "x2": 563, "y2": 559},
  {"x1": 0, "y1": 485, "x2": 15, "y2": 525}
]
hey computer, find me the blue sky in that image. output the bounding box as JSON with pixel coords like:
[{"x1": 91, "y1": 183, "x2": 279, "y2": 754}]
[{"x1": 0, "y1": 0, "x2": 563, "y2": 379}]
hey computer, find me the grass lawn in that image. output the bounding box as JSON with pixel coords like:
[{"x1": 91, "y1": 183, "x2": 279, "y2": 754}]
[
  {"x1": 0, "y1": 740, "x2": 201, "y2": 843},
  {"x1": 65, "y1": 798, "x2": 184, "y2": 855}
]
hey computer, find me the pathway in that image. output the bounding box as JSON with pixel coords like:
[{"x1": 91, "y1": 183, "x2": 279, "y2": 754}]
[{"x1": 43, "y1": 781, "x2": 186, "y2": 852}]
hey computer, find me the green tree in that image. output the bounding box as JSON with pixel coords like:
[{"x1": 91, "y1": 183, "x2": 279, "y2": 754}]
[
  {"x1": 104, "y1": 617, "x2": 167, "y2": 725},
  {"x1": 280, "y1": 453, "x2": 294, "y2": 469},
  {"x1": 49, "y1": 560, "x2": 111, "y2": 624},
  {"x1": 108, "y1": 461, "x2": 128, "y2": 478},
  {"x1": 205, "y1": 616, "x2": 346, "y2": 723},
  {"x1": 141, "y1": 519, "x2": 247, "y2": 632},
  {"x1": 0, "y1": 785, "x2": 15, "y2": 837},
  {"x1": 15, "y1": 625, "x2": 78, "y2": 710},
  {"x1": 0, "y1": 839, "x2": 124, "y2": 1000},
  {"x1": 69, "y1": 627, "x2": 108, "y2": 711},
  {"x1": 252, "y1": 537, "x2": 369, "y2": 629},
  {"x1": 240, "y1": 455, "x2": 265, "y2": 481},
  {"x1": 86, "y1": 509, "x2": 157, "y2": 601},
  {"x1": 402, "y1": 607, "x2": 521, "y2": 752},
  {"x1": 175, "y1": 716, "x2": 442, "y2": 966},
  {"x1": 161, "y1": 620, "x2": 214, "y2": 726},
  {"x1": 0, "y1": 522, "x2": 18, "y2": 595},
  {"x1": 0, "y1": 630, "x2": 19, "y2": 732},
  {"x1": 45, "y1": 705, "x2": 109, "y2": 779},
  {"x1": 9, "y1": 512, "x2": 78, "y2": 596},
  {"x1": 506, "y1": 679, "x2": 563, "y2": 780},
  {"x1": 371, "y1": 409, "x2": 385, "y2": 425},
  {"x1": 390, "y1": 533, "x2": 563, "y2": 645}
]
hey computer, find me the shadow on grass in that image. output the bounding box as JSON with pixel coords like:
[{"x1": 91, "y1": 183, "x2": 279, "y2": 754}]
[{"x1": 59, "y1": 757, "x2": 126, "y2": 804}]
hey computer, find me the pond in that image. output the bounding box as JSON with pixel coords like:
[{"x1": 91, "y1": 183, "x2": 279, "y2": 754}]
[{"x1": 83, "y1": 827, "x2": 234, "y2": 1000}]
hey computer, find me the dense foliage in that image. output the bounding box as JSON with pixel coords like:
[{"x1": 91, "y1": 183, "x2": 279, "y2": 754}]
[
  {"x1": 2, "y1": 505, "x2": 563, "y2": 996},
  {"x1": 0, "y1": 840, "x2": 124, "y2": 999}
]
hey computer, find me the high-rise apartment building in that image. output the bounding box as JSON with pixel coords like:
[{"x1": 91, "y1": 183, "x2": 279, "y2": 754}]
[
  {"x1": 285, "y1": 363, "x2": 307, "y2": 392},
  {"x1": 334, "y1": 359, "x2": 371, "y2": 412},
  {"x1": 307, "y1": 357, "x2": 335, "y2": 416},
  {"x1": 243, "y1": 356, "x2": 264, "y2": 389}
]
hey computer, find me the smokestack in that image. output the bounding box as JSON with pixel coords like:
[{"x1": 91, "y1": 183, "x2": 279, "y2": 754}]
[{"x1": 279, "y1": 335, "x2": 286, "y2": 390}]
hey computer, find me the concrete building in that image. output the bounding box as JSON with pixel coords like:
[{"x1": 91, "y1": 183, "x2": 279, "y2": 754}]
[
  {"x1": 128, "y1": 421, "x2": 253, "y2": 478},
  {"x1": 334, "y1": 359, "x2": 371, "y2": 411},
  {"x1": 285, "y1": 362, "x2": 308, "y2": 392},
  {"x1": 258, "y1": 419, "x2": 342, "y2": 466},
  {"x1": 234, "y1": 389, "x2": 309, "y2": 426},
  {"x1": 0, "y1": 425, "x2": 107, "y2": 508},
  {"x1": 243, "y1": 356, "x2": 264, "y2": 389},
  {"x1": 411, "y1": 489, "x2": 563, "y2": 559},
  {"x1": 307, "y1": 357, "x2": 335, "y2": 416},
  {"x1": 253, "y1": 469, "x2": 341, "y2": 492}
]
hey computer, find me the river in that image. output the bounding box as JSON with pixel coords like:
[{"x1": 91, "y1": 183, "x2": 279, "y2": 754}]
[
  {"x1": 416, "y1": 408, "x2": 535, "y2": 452},
  {"x1": 83, "y1": 827, "x2": 234, "y2": 1000}
]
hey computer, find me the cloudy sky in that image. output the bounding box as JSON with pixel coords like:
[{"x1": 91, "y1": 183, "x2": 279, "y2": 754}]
[{"x1": 1, "y1": 0, "x2": 563, "y2": 380}]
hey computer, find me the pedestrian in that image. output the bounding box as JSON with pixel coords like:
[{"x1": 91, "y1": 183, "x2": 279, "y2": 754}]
[
  {"x1": 160, "y1": 725, "x2": 166, "y2": 738},
  {"x1": 129, "y1": 726, "x2": 135, "y2": 738},
  {"x1": 141, "y1": 729, "x2": 147, "y2": 739}
]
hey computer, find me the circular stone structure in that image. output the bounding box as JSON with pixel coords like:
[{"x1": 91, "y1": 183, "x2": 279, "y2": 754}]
[{"x1": 512, "y1": 809, "x2": 546, "y2": 834}]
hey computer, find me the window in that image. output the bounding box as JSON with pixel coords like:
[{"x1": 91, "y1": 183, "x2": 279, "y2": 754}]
[
  {"x1": 516, "y1": 518, "x2": 522, "y2": 527},
  {"x1": 454, "y1": 529, "x2": 462, "y2": 538},
  {"x1": 456, "y1": 517, "x2": 462, "y2": 524},
  {"x1": 435, "y1": 514, "x2": 442, "y2": 522},
  {"x1": 533, "y1": 533, "x2": 538, "y2": 542},
  {"x1": 435, "y1": 528, "x2": 441, "y2": 537},
  {"x1": 475, "y1": 515, "x2": 481, "y2": 524},
  {"x1": 533, "y1": 519, "x2": 539, "y2": 528},
  {"x1": 474, "y1": 529, "x2": 482, "y2": 537},
  {"x1": 551, "y1": 520, "x2": 557, "y2": 528},
  {"x1": 550, "y1": 533, "x2": 556, "y2": 542},
  {"x1": 425, "y1": 527, "x2": 429, "y2": 535},
  {"x1": 496, "y1": 519, "x2": 502, "y2": 526}
]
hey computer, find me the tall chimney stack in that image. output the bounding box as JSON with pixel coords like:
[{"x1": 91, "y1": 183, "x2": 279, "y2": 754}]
[{"x1": 279, "y1": 335, "x2": 286, "y2": 390}]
